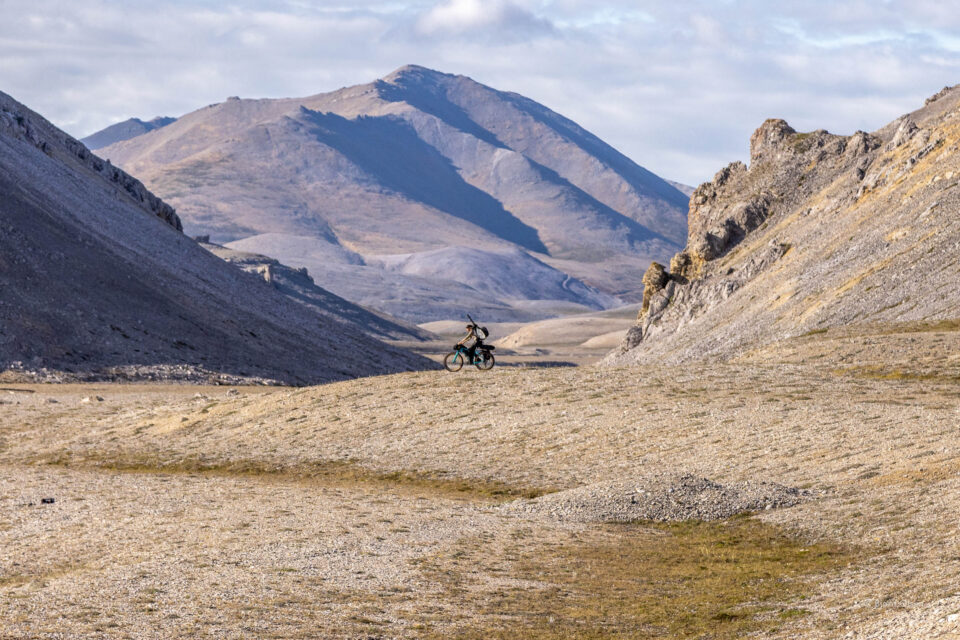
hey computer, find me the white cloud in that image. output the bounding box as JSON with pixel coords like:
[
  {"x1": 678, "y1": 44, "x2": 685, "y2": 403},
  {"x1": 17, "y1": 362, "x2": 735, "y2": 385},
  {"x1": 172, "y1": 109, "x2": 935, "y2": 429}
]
[
  {"x1": 415, "y1": 0, "x2": 554, "y2": 40},
  {"x1": 418, "y1": 0, "x2": 492, "y2": 32}
]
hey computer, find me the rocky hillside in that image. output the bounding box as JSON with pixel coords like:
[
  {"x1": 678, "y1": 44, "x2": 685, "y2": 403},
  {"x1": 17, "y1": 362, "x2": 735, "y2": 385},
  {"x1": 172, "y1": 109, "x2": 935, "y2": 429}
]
[
  {"x1": 199, "y1": 241, "x2": 436, "y2": 342},
  {"x1": 0, "y1": 90, "x2": 435, "y2": 384},
  {"x1": 224, "y1": 233, "x2": 616, "y2": 323},
  {"x1": 607, "y1": 85, "x2": 960, "y2": 365},
  {"x1": 92, "y1": 65, "x2": 689, "y2": 320}
]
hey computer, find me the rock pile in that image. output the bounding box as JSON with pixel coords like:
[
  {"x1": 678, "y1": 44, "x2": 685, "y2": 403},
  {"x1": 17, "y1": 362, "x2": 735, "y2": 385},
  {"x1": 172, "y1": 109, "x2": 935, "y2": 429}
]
[{"x1": 503, "y1": 474, "x2": 808, "y2": 523}]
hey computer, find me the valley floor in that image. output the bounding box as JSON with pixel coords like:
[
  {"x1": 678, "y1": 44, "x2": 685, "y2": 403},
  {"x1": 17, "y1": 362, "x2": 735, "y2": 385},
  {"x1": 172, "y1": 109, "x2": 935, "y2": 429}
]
[{"x1": 1, "y1": 325, "x2": 959, "y2": 638}]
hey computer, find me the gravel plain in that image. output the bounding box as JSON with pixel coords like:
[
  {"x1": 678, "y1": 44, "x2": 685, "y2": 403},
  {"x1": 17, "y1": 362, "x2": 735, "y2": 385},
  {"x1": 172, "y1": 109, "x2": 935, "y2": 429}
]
[{"x1": 1, "y1": 326, "x2": 959, "y2": 637}]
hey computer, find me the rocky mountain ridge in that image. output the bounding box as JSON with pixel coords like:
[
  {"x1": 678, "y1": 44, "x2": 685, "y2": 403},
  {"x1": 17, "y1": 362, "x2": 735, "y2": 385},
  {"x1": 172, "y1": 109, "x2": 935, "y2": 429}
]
[
  {"x1": 1, "y1": 103, "x2": 180, "y2": 231},
  {"x1": 82, "y1": 116, "x2": 177, "y2": 151},
  {"x1": 0, "y1": 89, "x2": 435, "y2": 383},
  {"x1": 607, "y1": 84, "x2": 960, "y2": 365},
  {"x1": 93, "y1": 65, "x2": 689, "y2": 320}
]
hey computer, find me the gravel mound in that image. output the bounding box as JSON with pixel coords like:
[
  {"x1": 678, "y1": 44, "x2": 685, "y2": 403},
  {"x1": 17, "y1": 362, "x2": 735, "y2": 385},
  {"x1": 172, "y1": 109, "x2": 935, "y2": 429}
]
[{"x1": 503, "y1": 474, "x2": 809, "y2": 523}]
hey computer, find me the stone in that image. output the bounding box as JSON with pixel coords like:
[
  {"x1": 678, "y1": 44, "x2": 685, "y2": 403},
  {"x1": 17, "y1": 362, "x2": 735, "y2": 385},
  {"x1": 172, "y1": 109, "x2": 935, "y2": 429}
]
[
  {"x1": 750, "y1": 118, "x2": 797, "y2": 164},
  {"x1": 621, "y1": 324, "x2": 644, "y2": 351},
  {"x1": 890, "y1": 119, "x2": 919, "y2": 148},
  {"x1": 925, "y1": 84, "x2": 958, "y2": 105},
  {"x1": 640, "y1": 262, "x2": 669, "y2": 314}
]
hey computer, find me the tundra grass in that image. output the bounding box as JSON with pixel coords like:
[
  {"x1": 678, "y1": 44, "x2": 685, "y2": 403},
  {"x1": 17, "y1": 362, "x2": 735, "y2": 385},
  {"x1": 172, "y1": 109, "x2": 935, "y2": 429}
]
[
  {"x1": 416, "y1": 516, "x2": 855, "y2": 639},
  {"x1": 831, "y1": 365, "x2": 960, "y2": 383},
  {"x1": 41, "y1": 454, "x2": 552, "y2": 502}
]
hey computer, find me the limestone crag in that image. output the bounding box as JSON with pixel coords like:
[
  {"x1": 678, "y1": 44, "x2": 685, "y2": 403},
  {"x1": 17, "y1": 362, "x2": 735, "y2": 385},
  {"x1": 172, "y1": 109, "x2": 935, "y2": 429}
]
[
  {"x1": 609, "y1": 85, "x2": 960, "y2": 365},
  {"x1": 639, "y1": 261, "x2": 669, "y2": 314}
]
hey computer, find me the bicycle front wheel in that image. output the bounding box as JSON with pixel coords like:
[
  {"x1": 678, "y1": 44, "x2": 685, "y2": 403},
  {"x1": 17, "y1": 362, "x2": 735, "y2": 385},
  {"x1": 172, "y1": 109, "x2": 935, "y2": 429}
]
[{"x1": 444, "y1": 352, "x2": 464, "y2": 372}]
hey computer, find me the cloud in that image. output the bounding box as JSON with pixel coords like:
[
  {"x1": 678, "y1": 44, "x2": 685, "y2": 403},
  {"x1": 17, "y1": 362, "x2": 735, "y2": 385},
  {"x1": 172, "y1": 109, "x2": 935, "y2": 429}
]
[
  {"x1": 415, "y1": 0, "x2": 555, "y2": 40},
  {"x1": 0, "y1": 0, "x2": 958, "y2": 186},
  {"x1": 417, "y1": 0, "x2": 499, "y2": 32}
]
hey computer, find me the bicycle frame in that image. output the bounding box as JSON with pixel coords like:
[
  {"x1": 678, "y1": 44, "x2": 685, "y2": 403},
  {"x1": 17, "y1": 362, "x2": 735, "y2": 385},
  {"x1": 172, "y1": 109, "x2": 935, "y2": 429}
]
[
  {"x1": 452, "y1": 345, "x2": 474, "y2": 364},
  {"x1": 453, "y1": 344, "x2": 491, "y2": 365}
]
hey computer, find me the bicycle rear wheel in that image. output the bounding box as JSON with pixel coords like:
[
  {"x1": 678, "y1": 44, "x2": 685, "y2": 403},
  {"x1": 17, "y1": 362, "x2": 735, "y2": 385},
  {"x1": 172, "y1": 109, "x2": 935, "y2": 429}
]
[
  {"x1": 475, "y1": 352, "x2": 495, "y2": 370},
  {"x1": 444, "y1": 352, "x2": 464, "y2": 372}
]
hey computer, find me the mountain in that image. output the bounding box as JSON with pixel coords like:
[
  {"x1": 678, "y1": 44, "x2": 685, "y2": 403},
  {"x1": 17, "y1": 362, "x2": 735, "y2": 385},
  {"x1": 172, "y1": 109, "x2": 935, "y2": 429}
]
[
  {"x1": 81, "y1": 116, "x2": 176, "y2": 150},
  {"x1": 0, "y1": 90, "x2": 435, "y2": 384},
  {"x1": 666, "y1": 180, "x2": 696, "y2": 197},
  {"x1": 93, "y1": 65, "x2": 689, "y2": 321},
  {"x1": 606, "y1": 84, "x2": 960, "y2": 365}
]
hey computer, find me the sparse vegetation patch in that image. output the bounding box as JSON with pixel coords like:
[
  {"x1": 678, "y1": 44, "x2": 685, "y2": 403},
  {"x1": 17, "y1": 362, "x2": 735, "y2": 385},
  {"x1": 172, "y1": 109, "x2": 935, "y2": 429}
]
[
  {"x1": 43, "y1": 454, "x2": 553, "y2": 502},
  {"x1": 416, "y1": 517, "x2": 855, "y2": 639}
]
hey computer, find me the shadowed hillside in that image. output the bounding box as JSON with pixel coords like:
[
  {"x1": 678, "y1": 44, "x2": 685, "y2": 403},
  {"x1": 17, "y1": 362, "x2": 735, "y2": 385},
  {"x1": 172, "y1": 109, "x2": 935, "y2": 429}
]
[{"x1": 0, "y1": 90, "x2": 436, "y2": 383}]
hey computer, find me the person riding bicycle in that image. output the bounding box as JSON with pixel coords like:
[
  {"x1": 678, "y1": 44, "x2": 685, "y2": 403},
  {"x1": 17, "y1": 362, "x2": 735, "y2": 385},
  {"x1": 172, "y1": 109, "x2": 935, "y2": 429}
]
[
  {"x1": 444, "y1": 316, "x2": 495, "y2": 371},
  {"x1": 456, "y1": 323, "x2": 483, "y2": 363}
]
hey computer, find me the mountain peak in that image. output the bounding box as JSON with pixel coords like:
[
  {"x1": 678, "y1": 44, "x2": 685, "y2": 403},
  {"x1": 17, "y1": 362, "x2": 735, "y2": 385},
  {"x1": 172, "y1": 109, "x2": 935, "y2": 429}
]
[
  {"x1": 82, "y1": 114, "x2": 176, "y2": 150},
  {"x1": 382, "y1": 64, "x2": 457, "y2": 84}
]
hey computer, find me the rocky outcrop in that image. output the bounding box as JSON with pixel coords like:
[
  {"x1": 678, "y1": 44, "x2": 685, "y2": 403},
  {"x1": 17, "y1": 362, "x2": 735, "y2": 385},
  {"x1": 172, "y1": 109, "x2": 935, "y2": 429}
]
[
  {"x1": 749, "y1": 118, "x2": 797, "y2": 164},
  {"x1": 640, "y1": 261, "x2": 669, "y2": 313},
  {"x1": 608, "y1": 84, "x2": 960, "y2": 365},
  {"x1": 202, "y1": 242, "x2": 437, "y2": 342}
]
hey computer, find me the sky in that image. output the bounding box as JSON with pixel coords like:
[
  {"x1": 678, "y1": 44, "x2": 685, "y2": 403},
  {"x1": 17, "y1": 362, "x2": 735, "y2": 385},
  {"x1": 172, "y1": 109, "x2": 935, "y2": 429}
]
[{"x1": 1, "y1": 0, "x2": 959, "y2": 185}]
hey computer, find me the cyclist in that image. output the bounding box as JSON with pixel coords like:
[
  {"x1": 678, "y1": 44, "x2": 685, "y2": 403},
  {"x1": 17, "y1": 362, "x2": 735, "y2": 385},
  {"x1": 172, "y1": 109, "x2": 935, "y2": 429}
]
[{"x1": 456, "y1": 323, "x2": 482, "y2": 363}]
